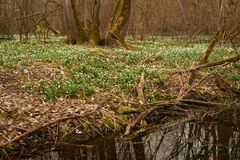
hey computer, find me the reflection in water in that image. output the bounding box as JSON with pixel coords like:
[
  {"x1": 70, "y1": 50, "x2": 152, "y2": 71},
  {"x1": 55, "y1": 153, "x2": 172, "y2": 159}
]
[{"x1": 22, "y1": 108, "x2": 240, "y2": 160}]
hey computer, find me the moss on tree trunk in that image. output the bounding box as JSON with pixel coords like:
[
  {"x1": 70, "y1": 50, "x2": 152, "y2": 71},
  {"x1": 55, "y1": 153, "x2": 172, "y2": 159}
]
[
  {"x1": 67, "y1": 0, "x2": 131, "y2": 48},
  {"x1": 71, "y1": 0, "x2": 88, "y2": 44},
  {"x1": 88, "y1": 0, "x2": 101, "y2": 45},
  {"x1": 106, "y1": 0, "x2": 131, "y2": 48}
]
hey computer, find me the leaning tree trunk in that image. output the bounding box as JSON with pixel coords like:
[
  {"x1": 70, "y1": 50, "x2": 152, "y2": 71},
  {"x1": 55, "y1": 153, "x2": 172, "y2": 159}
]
[{"x1": 106, "y1": 0, "x2": 131, "y2": 48}]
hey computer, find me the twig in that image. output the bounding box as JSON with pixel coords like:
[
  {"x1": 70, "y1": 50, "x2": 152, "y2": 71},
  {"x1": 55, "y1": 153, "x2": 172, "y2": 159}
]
[
  {"x1": 226, "y1": 33, "x2": 239, "y2": 55},
  {"x1": 124, "y1": 99, "x2": 233, "y2": 136},
  {"x1": 1, "y1": 109, "x2": 97, "y2": 147},
  {"x1": 0, "y1": 148, "x2": 10, "y2": 160},
  {"x1": 0, "y1": 106, "x2": 13, "y2": 118},
  {"x1": 177, "y1": 72, "x2": 213, "y2": 100},
  {"x1": 180, "y1": 99, "x2": 229, "y2": 107},
  {"x1": 124, "y1": 101, "x2": 176, "y2": 136},
  {"x1": 176, "y1": 64, "x2": 192, "y2": 100},
  {"x1": 216, "y1": 76, "x2": 240, "y2": 94},
  {"x1": 58, "y1": 141, "x2": 94, "y2": 148},
  {"x1": 139, "y1": 53, "x2": 156, "y2": 65}
]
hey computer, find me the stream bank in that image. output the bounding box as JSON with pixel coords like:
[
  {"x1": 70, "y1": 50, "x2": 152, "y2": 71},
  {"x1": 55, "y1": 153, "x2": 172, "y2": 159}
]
[{"x1": 8, "y1": 105, "x2": 240, "y2": 160}]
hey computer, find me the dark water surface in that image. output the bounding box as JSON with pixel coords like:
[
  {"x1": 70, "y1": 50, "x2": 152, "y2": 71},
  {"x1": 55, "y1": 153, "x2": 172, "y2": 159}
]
[{"x1": 20, "y1": 107, "x2": 240, "y2": 160}]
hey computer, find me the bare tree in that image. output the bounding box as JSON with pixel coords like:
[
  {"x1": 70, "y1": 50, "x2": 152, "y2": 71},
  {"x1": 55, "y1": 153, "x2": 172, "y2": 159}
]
[{"x1": 63, "y1": 0, "x2": 131, "y2": 48}]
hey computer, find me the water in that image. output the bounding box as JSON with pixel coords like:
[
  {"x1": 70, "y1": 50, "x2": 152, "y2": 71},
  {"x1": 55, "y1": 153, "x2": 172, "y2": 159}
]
[{"x1": 18, "y1": 107, "x2": 240, "y2": 160}]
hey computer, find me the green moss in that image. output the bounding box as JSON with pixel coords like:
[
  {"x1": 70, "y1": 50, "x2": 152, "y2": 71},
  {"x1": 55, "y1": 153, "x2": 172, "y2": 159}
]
[
  {"x1": 116, "y1": 114, "x2": 128, "y2": 121},
  {"x1": 118, "y1": 105, "x2": 136, "y2": 113},
  {"x1": 7, "y1": 143, "x2": 16, "y2": 151},
  {"x1": 101, "y1": 117, "x2": 121, "y2": 131}
]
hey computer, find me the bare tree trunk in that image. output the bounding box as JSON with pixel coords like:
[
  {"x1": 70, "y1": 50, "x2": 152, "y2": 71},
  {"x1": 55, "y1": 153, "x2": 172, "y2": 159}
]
[
  {"x1": 64, "y1": 0, "x2": 79, "y2": 44},
  {"x1": 106, "y1": 0, "x2": 131, "y2": 48},
  {"x1": 71, "y1": 0, "x2": 88, "y2": 44},
  {"x1": 64, "y1": 0, "x2": 131, "y2": 48},
  {"x1": 199, "y1": 0, "x2": 226, "y2": 64},
  {"x1": 88, "y1": 0, "x2": 101, "y2": 45}
]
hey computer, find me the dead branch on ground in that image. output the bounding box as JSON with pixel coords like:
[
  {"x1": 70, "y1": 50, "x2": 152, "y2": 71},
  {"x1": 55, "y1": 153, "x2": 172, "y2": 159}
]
[
  {"x1": 137, "y1": 73, "x2": 145, "y2": 104},
  {"x1": 174, "y1": 53, "x2": 240, "y2": 73},
  {"x1": 124, "y1": 99, "x2": 238, "y2": 136},
  {"x1": 1, "y1": 109, "x2": 98, "y2": 148},
  {"x1": 177, "y1": 72, "x2": 213, "y2": 100}
]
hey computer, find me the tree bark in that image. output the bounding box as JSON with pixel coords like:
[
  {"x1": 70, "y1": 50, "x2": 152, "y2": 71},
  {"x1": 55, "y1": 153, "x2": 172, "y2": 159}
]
[
  {"x1": 88, "y1": 0, "x2": 101, "y2": 45},
  {"x1": 71, "y1": 0, "x2": 88, "y2": 44},
  {"x1": 106, "y1": 0, "x2": 131, "y2": 48},
  {"x1": 64, "y1": 0, "x2": 79, "y2": 44},
  {"x1": 65, "y1": 0, "x2": 131, "y2": 48}
]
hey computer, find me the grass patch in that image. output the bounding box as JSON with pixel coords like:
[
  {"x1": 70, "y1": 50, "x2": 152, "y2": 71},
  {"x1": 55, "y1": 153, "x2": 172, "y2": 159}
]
[
  {"x1": 0, "y1": 36, "x2": 239, "y2": 100},
  {"x1": 231, "y1": 74, "x2": 240, "y2": 82},
  {"x1": 40, "y1": 78, "x2": 79, "y2": 100}
]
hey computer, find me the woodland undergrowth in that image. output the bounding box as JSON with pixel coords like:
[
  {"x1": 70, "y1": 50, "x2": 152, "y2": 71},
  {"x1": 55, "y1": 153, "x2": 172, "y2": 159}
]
[{"x1": 0, "y1": 36, "x2": 240, "y2": 155}]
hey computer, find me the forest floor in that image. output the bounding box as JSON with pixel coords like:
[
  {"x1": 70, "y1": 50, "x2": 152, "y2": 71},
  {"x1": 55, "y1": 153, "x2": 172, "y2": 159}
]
[{"x1": 0, "y1": 36, "x2": 240, "y2": 155}]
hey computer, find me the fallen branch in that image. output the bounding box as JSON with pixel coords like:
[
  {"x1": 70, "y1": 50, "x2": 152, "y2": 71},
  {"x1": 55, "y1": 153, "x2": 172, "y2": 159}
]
[
  {"x1": 124, "y1": 100, "x2": 232, "y2": 136},
  {"x1": 174, "y1": 54, "x2": 240, "y2": 73},
  {"x1": 199, "y1": 31, "x2": 222, "y2": 64},
  {"x1": 124, "y1": 101, "x2": 176, "y2": 136},
  {"x1": 177, "y1": 72, "x2": 212, "y2": 100},
  {"x1": 137, "y1": 73, "x2": 145, "y2": 104},
  {"x1": 180, "y1": 99, "x2": 229, "y2": 107},
  {"x1": 1, "y1": 109, "x2": 97, "y2": 148},
  {"x1": 138, "y1": 53, "x2": 156, "y2": 65},
  {"x1": 216, "y1": 76, "x2": 240, "y2": 94}
]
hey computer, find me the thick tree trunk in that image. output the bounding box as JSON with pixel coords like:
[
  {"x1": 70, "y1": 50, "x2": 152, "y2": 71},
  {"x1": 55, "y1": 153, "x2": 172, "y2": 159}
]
[
  {"x1": 65, "y1": 0, "x2": 131, "y2": 48},
  {"x1": 106, "y1": 0, "x2": 131, "y2": 48},
  {"x1": 99, "y1": 0, "x2": 115, "y2": 40},
  {"x1": 88, "y1": 0, "x2": 101, "y2": 45},
  {"x1": 71, "y1": 0, "x2": 88, "y2": 44},
  {"x1": 64, "y1": 0, "x2": 79, "y2": 44}
]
